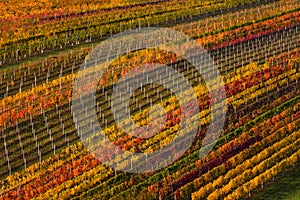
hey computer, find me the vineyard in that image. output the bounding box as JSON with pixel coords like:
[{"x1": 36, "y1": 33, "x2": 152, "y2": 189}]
[{"x1": 0, "y1": 0, "x2": 300, "y2": 199}]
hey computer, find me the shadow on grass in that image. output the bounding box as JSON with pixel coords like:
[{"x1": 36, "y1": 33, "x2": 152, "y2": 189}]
[{"x1": 252, "y1": 162, "x2": 300, "y2": 200}]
